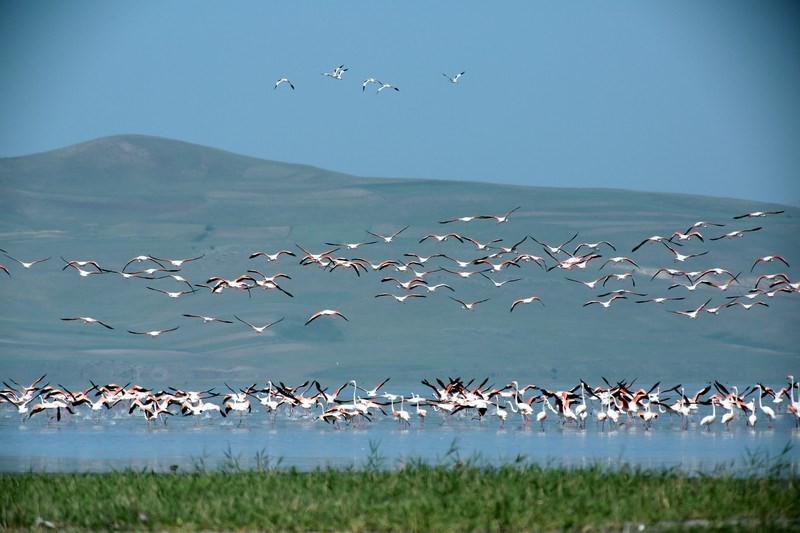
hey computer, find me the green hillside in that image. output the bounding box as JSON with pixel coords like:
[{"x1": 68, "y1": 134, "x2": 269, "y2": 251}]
[{"x1": 0, "y1": 135, "x2": 797, "y2": 391}]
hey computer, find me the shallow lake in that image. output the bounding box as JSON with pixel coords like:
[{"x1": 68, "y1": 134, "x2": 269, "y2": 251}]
[{"x1": 1, "y1": 402, "x2": 797, "y2": 474}]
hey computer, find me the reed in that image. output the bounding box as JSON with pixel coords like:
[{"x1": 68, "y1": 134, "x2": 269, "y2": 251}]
[{"x1": 2, "y1": 446, "x2": 797, "y2": 531}]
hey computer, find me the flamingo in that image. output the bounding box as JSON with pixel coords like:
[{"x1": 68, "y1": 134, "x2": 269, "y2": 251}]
[
  {"x1": 530, "y1": 232, "x2": 579, "y2": 255},
  {"x1": 449, "y1": 297, "x2": 490, "y2": 311},
  {"x1": 149, "y1": 254, "x2": 204, "y2": 268},
  {"x1": 376, "y1": 82, "x2": 399, "y2": 94},
  {"x1": 325, "y1": 240, "x2": 378, "y2": 250},
  {"x1": 362, "y1": 77, "x2": 379, "y2": 91},
  {"x1": 391, "y1": 396, "x2": 411, "y2": 427},
  {"x1": 146, "y1": 286, "x2": 196, "y2": 299},
  {"x1": 709, "y1": 227, "x2": 761, "y2": 240},
  {"x1": 234, "y1": 315, "x2": 284, "y2": 334},
  {"x1": 700, "y1": 399, "x2": 717, "y2": 431},
  {"x1": 478, "y1": 206, "x2": 521, "y2": 224},
  {"x1": 668, "y1": 298, "x2": 712, "y2": 319},
  {"x1": 419, "y1": 233, "x2": 464, "y2": 243},
  {"x1": 249, "y1": 249, "x2": 296, "y2": 262},
  {"x1": 375, "y1": 293, "x2": 426, "y2": 303},
  {"x1": 3, "y1": 254, "x2": 51, "y2": 269},
  {"x1": 182, "y1": 314, "x2": 233, "y2": 324},
  {"x1": 323, "y1": 64, "x2": 348, "y2": 79},
  {"x1": 631, "y1": 235, "x2": 676, "y2": 253},
  {"x1": 668, "y1": 231, "x2": 704, "y2": 243},
  {"x1": 600, "y1": 257, "x2": 639, "y2": 270},
  {"x1": 662, "y1": 243, "x2": 709, "y2": 262},
  {"x1": 493, "y1": 396, "x2": 508, "y2": 428},
  {"x1": 127, "y1": 326, "x2": 180, "y2": 338},
  {"x1": 636, "y1": 296, "x2": 685, "y2": 305},
  {"x1": 509, "y1": 295, "x2": 544, "y2": 312},
  {"x1": 443, "y1": 71, "x2": 465, "y2": 83},
  {"x1": 535, "y1": 398, "x2": 549, "y2": 430},
  {"x1": 305, "y1": 309, "x2": 348, "y2": 326},
  {"x1": 751, "y1": 255, "x2": 790, "y2": 272},
  {"x1": 733, "y1": 210, "x2": 784, "y2": 219},
  {"x1": 583, "y1": 295, "x2": 628, "y2": 309},
  {"x1": 274, "y1": 77, "x2": 294, "y2": 90},
  {"x1": 366, "y1": 225, "x2": 409, "y2": 243},
  {"x1": 755, "y1": 384, "x2": 776, "y2": 428},
  {"x1": 725, "y1": 301, "x2": 768, "y2": 311},
  {"x1": 60, "y1": 317, "x2": 114, "y2": 329}
]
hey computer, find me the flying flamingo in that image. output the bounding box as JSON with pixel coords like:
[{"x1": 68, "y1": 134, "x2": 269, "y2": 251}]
[
  {"x1": 733, "y1": 210, "x2": 784, "y2": 219},
  {"x1": 709, "y1": 227, "x2": 761, "y2": 240},
  {"x1": 751, "y1": 255, "x2": 790, "y2": 272},
  {"x1": 443, "y1": 71, "x2": 465, "y2": 83},
  {"x1": 305, "y1": 309, "x2": 348, "y2": 326},
  {"x1": 249, "y1": 250, "x2": 296, "y2": 262},
  {"x1": 182, "y1": 314, "x2": 233, "y2": 324},
  {"x1": 583, "y1": 295, "x2": 628, "y2": 309},
  {"x1": 366, "y1": 225, "x2": 409, "y2": 243},
  {"x1": 274, "y1": 77, "x2": 294, "y2": 90},
  {"x1": 127, "y1": 326, "x2": 180, "y2": 339},
  {"x1": 61, "y1": 317, "x2": 114, "y2": 330},
  {"x1": 509, "y1": 296, "x2": 544, "y2": 312},
  {"x1": 668, "y1": 298, "x2": 712, "y2": 319},
  {"x1": 662, "y1": 243, "x2": 709, "y2": 262},
  {"x1": 234, "y1": 315, "x2": 284, "y2": 334},
  {"x1": 478, "y1": 206, "x2": 521, "y2": 224},
  {"x1": 449, "y1": 297, "x2": 490, "y2": 311},
  {"x1": 3, "y1": 254, "x2": 51, "y2": 269}
]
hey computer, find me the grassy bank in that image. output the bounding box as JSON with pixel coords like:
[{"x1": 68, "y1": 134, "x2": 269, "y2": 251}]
[{"x1": 3, "y1": 451, "x2": 798, "y2": 532}]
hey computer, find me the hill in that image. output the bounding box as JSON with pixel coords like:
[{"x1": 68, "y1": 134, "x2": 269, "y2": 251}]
[{"x1": 0, "y1": 135, "x2": 797, "y2": 391}]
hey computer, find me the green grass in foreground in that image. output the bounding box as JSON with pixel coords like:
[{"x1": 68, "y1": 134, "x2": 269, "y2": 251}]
[{"x1": 2, "y1": 450, "x2": 798, "y2": 532}]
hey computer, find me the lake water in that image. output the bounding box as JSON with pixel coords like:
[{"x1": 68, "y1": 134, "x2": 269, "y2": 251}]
[{"x1": 1, "y1": 403, "x2": 797, "y2": 474}]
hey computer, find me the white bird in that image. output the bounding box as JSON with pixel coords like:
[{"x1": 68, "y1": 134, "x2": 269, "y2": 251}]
[
  {"x1": 147, "y1": 286, "x2": 196, "y2": 299},
  {"x1": 700, "y1": 400, "x2": 717, "y2": 431},
  {"x1": 443, "y1": 71, "x2": 465, "y2": 83},
  {"x1": 479, "y1": 206, "x2": 521, "y2": 224},
  {"x1": 150, "y1": 254, "x2": 205, "y2": 268},
  {"x1": 669, "y1": 298, "x2": 712, "y2": 319},
  {"x1": 725, "y1": 300, "x2": 768, "y2": 311},
  {"x1": 362, "y1": 77, "x2": 379, "y2": 91},
  {"x1": 709, "y1": 227, "x2": 761, "y2": 241},
  {"x1": 323, "y1": 64, "x2": 348, "y2": 80},
  {"x1": 235, "y1": 315, "x2": 284, "y2": 334},
  {"x1": 583, "y1": 295, "x2": 628, "y2": 309},
  {"x1": 751, "y1": 255, "x2": 790, "y2": 272},
  {"x1": 449, "y1": 297, "x2": 490, "y2": 311},
  {"x1": 631, "y1": 235, "x2": 675, "y2": 253},
  {"x1": 127, "y1": 326, "x2": 180, "y2": 338},
  {"x1": 249, "y1": 250, "x2": 296, "y2": 262},
  {"x1": 510, "y1": 295, "x2": 544, "y2": 312},
  {"x1": 3, "y1": 254, "x2": 51, "y2": 269},
  {"x1": 600, "y1": 257, "x2": 639, "y2": 270},
  {"x1": 375, "y1": 293, "x2": 426, "y2": 303},
  {"x1": 636, "y1": 296, "x2": 685, "y2": 305},
  {"x1": 182, "y1": 314, "x2": 233, "y2": 324},
  {"x1": 305, "y1": 309, "x2": 348, "y2": 326},
  {"x1": 376, "y1": 82, "x2": 399, "y2": 94},
  {"x1": 366, "y1": 225, "x2": 409, "y2": 243},
  {"x1": 663, "y1": 243, "x2": 709, "y2": 262},
  {"x1": 274, "y1": 78, "x2": 294, "y2": 90},
  {"x1": 61, "y1": 317, "x2": 114, "y2": 329},
  {"x1": 733, "y1": 210, "x2": 784, "y2": 219}
]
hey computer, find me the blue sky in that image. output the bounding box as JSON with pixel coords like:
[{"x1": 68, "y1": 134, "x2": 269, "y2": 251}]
[{"x1": 1, "y1": 1, "x2": 799, "y2": 205}]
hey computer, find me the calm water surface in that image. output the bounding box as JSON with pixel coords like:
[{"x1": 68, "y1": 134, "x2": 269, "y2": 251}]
[{"x1": 1, "y1": 408, "x2": 797, "y2": 474}]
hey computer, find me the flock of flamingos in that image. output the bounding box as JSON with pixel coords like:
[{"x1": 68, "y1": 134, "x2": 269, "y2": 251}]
[
  {"x1": 1, "y1": 202, "x2": 796, "y2": 431},
  {"x1": 1, "y1": 373, "x2": 799, "y2": 431}
]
